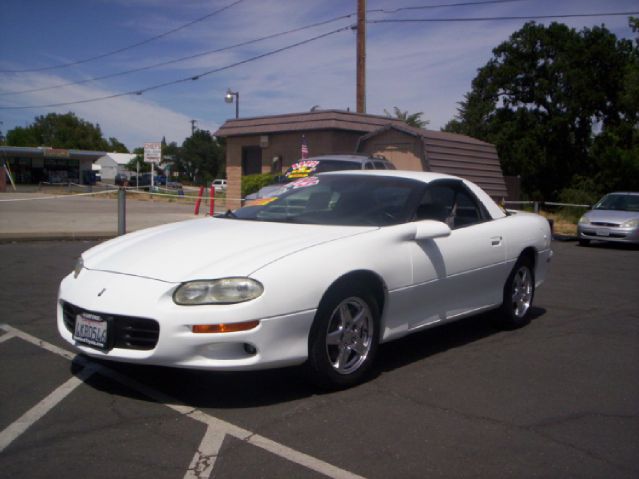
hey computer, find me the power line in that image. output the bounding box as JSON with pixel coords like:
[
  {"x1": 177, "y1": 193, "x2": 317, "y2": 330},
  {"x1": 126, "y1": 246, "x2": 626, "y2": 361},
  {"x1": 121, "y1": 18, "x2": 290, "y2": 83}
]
[
  {"x1": 0, "y1": 13, "x2": 355, "y2": 96},
  {"x1": 0, "y1": 26, "x2": 351, "y2": 110},
  {"x1": 2, "y1": 1, "x2": 632, "y2": 109},
  {"x1": 0, "y1": 1, "x2": 522, "y2": 95},
  {"x1": 368, "y1": 11, "x2": 639, "y2": 24},
  {"x1": 0, "y1": 0, "x2": 245, "y2": 74},
  {"x1": 0, "y1": 0, "x2": 521, "y2": 76},
  {"x1": 368, "y1": 0, "x2": 525, "y2": 14}
]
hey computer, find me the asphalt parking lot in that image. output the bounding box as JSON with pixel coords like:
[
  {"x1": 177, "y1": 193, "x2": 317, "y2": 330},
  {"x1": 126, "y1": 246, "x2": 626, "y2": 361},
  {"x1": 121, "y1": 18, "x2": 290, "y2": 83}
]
[{"x1": 0, "y1": 240, "x2": 637, "y2": 478}]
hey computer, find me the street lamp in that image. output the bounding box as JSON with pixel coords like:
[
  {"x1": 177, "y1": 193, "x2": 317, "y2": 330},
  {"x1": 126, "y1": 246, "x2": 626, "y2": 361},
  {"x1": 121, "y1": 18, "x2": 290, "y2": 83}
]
[{"x1": 225, "y1": 88, "x2": 239, "y2": 119}]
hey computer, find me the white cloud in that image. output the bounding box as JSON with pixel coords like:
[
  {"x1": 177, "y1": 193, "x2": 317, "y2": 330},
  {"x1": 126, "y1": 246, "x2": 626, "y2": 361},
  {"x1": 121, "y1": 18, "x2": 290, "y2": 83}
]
[{"x1": 0, "y1": 74, "x2": 204, "y2": 149}]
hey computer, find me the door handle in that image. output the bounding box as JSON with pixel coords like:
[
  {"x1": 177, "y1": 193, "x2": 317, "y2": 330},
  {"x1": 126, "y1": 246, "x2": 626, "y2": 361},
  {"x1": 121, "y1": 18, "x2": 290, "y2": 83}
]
[{"x1": 491, "y1": 236, "x2": 502, "y2": 246}]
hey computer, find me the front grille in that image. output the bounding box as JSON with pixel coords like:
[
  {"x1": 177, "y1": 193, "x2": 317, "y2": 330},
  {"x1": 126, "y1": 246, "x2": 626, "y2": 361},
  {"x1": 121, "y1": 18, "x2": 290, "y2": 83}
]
[
  {"x1": 62, "y1": 301, "x2": 159, "y2": 351},
  {"x1": 583, "y1": 231, "x2": 627, "y2": 239},
  {"x1": 591, "y1": 221, "x2": 619, "y2": 227}
]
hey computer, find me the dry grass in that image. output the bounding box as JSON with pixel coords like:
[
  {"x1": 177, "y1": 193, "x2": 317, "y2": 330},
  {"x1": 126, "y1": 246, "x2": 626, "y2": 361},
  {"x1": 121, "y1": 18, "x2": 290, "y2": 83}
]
[{"x1": 539, "y1": 211, "x2": 578, "y2": 236}]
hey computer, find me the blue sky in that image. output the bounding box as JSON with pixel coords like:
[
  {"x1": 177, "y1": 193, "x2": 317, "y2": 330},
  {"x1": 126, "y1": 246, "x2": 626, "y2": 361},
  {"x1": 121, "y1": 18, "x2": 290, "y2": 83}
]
[{"x1": 0, "y1": 0, "x2": 637, "y2": 150}]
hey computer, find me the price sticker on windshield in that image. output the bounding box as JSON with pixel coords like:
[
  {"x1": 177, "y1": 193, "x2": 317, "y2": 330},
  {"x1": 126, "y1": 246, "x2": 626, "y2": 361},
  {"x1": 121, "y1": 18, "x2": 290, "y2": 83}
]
[{"x1": 286, "y1": 160, "x2": 319, "y2": 179}]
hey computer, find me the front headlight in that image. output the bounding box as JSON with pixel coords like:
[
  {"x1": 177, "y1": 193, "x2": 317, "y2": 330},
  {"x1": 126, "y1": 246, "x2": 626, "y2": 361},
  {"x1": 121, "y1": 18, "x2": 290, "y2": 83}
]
[
  {"x1": 173, "y1": 278, "x2": 264, "y2": 305},
  {"x1": 578, "y1": 215, "x2": 590, "y2": 225},
  {"x1": 621, "y1": 218, "x2": 639, "y2": 228}
]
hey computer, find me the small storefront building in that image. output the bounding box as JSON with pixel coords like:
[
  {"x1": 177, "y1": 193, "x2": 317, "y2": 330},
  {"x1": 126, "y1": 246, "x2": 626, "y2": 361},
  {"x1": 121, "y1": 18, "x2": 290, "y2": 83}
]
[
  {"x1": 0, "y1": 146, "x2": 105, "y2": 188},
  {"x1": 215, "y1": 110, "x2": 507, "y2": 209}
]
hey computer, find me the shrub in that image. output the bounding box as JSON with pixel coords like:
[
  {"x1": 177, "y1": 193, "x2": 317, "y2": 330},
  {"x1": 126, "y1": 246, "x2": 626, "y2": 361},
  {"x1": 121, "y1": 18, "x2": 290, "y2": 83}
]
[
  {"x1": 241, "y1": 173, "x2": 275, "y2": 197},
  {"x1": 558, "y1": 177, "x2": 599, "y2": 222}
]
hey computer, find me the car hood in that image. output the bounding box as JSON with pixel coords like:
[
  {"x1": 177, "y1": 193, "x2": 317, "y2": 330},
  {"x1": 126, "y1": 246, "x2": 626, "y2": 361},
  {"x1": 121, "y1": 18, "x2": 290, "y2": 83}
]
[
  {"x1": 82, "y1": 217, "x2": 376, "y2": 283},
  {"x1": 585, "y1": 209, "x2": 639, "y2": 224}
]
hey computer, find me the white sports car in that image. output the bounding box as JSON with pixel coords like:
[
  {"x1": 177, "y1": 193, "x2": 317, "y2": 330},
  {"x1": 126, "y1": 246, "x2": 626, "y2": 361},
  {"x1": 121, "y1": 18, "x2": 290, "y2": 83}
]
[{"x1": 58, "y1": 170, "x2": 552, "y2": 388}]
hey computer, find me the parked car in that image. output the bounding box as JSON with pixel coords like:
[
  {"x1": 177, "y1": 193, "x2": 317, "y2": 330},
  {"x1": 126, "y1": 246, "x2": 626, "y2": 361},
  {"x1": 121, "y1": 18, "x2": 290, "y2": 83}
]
[
  {"x1": 212, "y1": 179, "x2": 227, "y2": 192},
  {"x1": 57, "y1": 170, "x2": 552, "y2": 389},
  {"x1": 577, "y1": 192, "x2": 639, "y2": 246},
  {"x1": 245, "y1": 155, "x2": 395, "y2": 203},
  {"x1": 114, "y1": 173, "x2": 129, "y2": 186},
  {"x1": 130, "y1": 173, "x2": 166, "y2": 189}
]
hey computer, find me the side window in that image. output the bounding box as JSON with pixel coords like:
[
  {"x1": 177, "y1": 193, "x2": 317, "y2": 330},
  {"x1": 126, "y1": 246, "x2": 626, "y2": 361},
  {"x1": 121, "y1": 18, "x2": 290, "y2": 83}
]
[
  {"x1": 453, "y1": 190, "x2": 482, "y2": 228},
  {"x1": 414, "y1": 182, "x2": 486, "y2": 229},
  {"x1": 374, "y1": 160, "x2": 388, "y2": 169},
  {"x1": 414, "y1": 184, "x2": 456, "y2": 224},
  {"x1": 364, "y1": 161, "x2": 375, "y2": 170}
]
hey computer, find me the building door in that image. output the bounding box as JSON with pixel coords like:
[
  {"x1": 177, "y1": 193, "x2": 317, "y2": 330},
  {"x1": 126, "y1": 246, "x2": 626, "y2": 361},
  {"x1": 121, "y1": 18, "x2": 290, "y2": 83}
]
[{"x1": 242, "y1": 146, "x2": 262, "y2": 175}]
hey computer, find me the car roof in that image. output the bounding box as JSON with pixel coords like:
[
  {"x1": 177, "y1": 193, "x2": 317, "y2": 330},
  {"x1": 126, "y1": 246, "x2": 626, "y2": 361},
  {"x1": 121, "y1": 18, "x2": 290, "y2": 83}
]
[{"x1": 320, "y1": 169, "x2": 460, "y2": 183}]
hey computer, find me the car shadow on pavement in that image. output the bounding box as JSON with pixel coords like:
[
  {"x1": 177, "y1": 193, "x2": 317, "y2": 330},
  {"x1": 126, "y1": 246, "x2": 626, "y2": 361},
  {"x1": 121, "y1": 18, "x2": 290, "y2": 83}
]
[
  {"x1": 577, "y1": 242, "x2": 639, "y2": 251},
  {"x1": 70, "y1": 307, "x2": 546, "y2": 408},
  {"x1": 373, "y1": 307, "x2": 546, "y2": 377}
]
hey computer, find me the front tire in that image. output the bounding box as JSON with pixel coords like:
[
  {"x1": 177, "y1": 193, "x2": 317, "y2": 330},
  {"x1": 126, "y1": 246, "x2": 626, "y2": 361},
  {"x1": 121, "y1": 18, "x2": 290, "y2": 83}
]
[
  {"x1": 308, "y1": 285, "x2": 380, "y2": 389},
  {"x1": 496, "y1": 257, "x2": 535, "y2": 329}
]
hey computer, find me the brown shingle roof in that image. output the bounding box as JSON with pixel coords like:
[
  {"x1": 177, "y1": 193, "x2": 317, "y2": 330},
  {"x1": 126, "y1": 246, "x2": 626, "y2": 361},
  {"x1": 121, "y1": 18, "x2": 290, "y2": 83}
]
[
  {"x1": 358, "y1": 124, "x2": 508, "y2": 198},
  {"x1": 214, "y1": 109, "x2": 408, "y2": 137}
]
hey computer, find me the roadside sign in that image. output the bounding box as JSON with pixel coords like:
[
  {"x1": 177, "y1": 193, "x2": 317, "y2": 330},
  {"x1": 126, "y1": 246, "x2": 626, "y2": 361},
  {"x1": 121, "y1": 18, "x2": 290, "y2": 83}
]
[
  {"x1": 144, "y1": 142, "x2": 161, "y2": 164},
  {"x1": 144, "y1": 142, "x2": 161, "y2": 191}
]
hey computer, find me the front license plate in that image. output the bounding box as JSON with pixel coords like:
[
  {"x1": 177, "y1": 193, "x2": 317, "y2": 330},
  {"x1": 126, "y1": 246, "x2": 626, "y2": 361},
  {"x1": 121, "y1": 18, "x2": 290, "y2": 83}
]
[
  {"x1": 596, "y1": 229, "x2": 610, "y2": 237},
  {"x1": 74, "y1": 313, "x2": 109, "y2": 349}
]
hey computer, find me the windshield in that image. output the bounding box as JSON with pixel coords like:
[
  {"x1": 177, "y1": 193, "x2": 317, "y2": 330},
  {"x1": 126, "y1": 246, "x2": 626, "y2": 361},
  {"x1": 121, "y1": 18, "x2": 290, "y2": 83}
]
[
  {"x1": 593, "y1": 193, "x2": 639, "y2": 212},
  {"x1": 232, "y1": 175, "x2": 424, "y2": 226}
]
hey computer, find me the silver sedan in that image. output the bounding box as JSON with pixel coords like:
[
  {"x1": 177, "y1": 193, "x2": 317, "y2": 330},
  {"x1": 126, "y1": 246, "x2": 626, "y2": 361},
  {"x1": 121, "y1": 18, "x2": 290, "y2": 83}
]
[{"x1": 578, "y1": 192, "x2": 639, "y2": 246}]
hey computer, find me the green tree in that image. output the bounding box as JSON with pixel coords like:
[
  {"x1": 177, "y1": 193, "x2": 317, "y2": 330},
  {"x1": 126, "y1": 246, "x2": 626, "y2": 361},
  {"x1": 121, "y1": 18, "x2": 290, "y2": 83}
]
[
  {"x1": 161, "y1": 140, "x2": 181, "y2": 179},
  {"x1": 444, "y1": 21, "x2": 639, "y2": 199},
  {"x1": 126, "y1": 147, "x2": 150, "y2": 174},
  {"x1": 384, "y1": 106, "x2": 429, "y2": 128},
  {"x1": 106, "y1": 137, "x2": 129, "y2": 153},
  {"x1": 5, "y1": 112, "x2": 126, "y2": 151},
  {"x1": 179, "y1": 130, "x2": 224, "y2": 183}
]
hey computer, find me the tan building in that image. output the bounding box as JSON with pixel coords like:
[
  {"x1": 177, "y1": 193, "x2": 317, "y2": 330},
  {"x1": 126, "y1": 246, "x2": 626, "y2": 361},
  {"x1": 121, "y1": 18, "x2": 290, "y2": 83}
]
[{"x1": 215, "y1": 110, "x2": 506, "y2": 209}]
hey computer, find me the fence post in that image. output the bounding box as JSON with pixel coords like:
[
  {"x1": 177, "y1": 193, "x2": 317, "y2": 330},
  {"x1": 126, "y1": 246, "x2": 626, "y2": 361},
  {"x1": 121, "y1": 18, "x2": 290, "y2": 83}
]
[
  {"x1": 194, "y1": 186, "x2": 204, "y2": 215},
  {"x1": 533, "y1": 201, "x2": 540, "y2": 213},
  {"x1": 118, "y1": 187, "x2": 126, "y2": 236},
  {"x1": 209, "y1": 184, "x2": 215, "y2": 216}
]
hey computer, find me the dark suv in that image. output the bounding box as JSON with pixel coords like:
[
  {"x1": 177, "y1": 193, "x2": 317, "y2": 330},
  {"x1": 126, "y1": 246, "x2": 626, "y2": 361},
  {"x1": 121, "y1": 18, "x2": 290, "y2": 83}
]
[{"x1": 246, "y1": 155, "x2": 396, "y2": 202}]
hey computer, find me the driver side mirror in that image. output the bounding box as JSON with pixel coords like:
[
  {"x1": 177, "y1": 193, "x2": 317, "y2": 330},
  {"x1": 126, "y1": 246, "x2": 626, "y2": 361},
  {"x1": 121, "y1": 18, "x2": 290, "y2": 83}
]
[{"x1": 414, "y1": 220, "x2": 451, "y2": 241}]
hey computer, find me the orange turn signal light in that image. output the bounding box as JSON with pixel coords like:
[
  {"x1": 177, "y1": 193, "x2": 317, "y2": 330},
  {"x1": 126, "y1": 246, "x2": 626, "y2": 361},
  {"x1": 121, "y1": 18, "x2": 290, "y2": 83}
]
[{"x1": 192, "y1": 321, "x2": 260, "y2": 334}]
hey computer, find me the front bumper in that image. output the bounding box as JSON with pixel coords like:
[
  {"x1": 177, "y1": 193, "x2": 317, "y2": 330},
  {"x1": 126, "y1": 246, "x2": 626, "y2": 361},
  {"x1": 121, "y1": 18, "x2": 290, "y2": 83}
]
[
  {"x1": 57, "y1": 269, "x2": 316, "y2": 370},
  {"x1": 577, "y1": 224, "x2": 639, "y2": 244}
]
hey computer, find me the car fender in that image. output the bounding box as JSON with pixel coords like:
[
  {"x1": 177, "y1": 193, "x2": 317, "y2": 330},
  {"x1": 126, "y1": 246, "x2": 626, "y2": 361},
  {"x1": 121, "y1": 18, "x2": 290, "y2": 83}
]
[{"x1": 249, "y1": 225, "x2": 417, "y2": 321}]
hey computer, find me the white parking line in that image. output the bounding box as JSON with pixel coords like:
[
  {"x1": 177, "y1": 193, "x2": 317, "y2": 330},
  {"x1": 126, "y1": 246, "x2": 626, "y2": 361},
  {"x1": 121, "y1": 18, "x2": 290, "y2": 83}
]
[
  {"x1": 0, "y1": 332, "x2": 16, "y2": 344},
  {"x1": 0, "y1": 364, "x2": 96, "y2": 453},
  {"x1": 184, "y1": 425, "x2": 226, "y2": 479},
  {"x1": 0, "y1": 324, "x2": 366, "y2": 479}
]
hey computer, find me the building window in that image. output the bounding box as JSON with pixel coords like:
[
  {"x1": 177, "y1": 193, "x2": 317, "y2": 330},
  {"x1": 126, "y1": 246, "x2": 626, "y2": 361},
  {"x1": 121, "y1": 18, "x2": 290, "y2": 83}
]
[{"x1": 242, "y1": 146, "x2": 262, "y2": 175}]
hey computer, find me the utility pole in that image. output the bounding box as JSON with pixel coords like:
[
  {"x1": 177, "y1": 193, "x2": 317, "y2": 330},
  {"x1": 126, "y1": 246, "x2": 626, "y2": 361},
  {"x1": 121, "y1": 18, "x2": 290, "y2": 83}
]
[
  {"x1": 190, "y1": 119, "x2": 197, "y2": 135},
  {"x1": 356, "y1": 0, "x2": 366, "y2": 113}
]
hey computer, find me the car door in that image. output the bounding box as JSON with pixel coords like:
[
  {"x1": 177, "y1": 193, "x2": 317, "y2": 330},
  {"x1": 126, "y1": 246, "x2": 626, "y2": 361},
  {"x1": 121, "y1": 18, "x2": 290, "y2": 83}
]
[{"x1": 409, "y1": 180, "x2": 507, "y2": 329}]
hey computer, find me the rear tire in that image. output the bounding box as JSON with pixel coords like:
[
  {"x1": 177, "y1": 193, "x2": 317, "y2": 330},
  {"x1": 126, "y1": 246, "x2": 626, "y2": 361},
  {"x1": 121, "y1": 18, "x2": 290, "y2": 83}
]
[
  {"x1": 496, "y1": 257, "x2": 535, "y2": 329},
  {"x1": 578, "y1": 238, "x2": 590, "y2": 247},
  {"x1": 307, "y1": 284, "x2": 380, "y2": 389}
]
